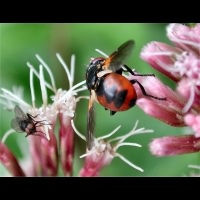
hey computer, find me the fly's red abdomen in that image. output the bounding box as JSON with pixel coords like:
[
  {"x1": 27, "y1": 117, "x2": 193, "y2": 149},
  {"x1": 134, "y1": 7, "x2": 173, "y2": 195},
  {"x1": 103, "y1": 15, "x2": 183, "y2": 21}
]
[{"x1": 96, "y1": 73, "x2": 137, "y2": 111}]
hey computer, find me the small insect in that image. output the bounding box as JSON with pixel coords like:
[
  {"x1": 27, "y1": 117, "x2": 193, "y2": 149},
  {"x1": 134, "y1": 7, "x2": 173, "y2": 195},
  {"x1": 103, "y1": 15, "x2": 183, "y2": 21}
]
[
  {"x1": 86, "y1": 40, "x2": 166, "y2": 150},
  {"x1": 11, "y1": 105, "x2": 50, "y2": 139}
]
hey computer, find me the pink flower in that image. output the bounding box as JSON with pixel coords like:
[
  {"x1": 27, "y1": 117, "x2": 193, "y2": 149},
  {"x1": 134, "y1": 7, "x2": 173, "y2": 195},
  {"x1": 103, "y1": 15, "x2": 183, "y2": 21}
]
[
  {"x1": 0, "y1": 141, "x2": 25, "y2": 176},
  {"x1": 59, "y1": 112, "x2": 75, "y2": 176},
  {"x1": 72, "y1": 120, "x2": 153, "y2": 176},
  {"x1": 1, "y1": 48, "x2": 154, "y2": 177},
  {"x1": 128, "y1": 75, "x2": 186, "y2": 126},
  {"x1": 140, "y1": 23, "x2": 200, "y2": 157},
  {"x1": 149, "y1": 135, "x2": 200, "y2": 156},
  {"x1": 0, "y1": 54, "x2": 86, "y2": 176}
]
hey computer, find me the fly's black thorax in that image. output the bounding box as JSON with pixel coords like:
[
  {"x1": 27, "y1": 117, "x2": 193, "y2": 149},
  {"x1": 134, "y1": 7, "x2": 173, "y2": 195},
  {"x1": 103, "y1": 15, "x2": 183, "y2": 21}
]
[
  {"x1": 86, "y1": 58, "x2": 105, "y2": 91},
  {"x1": 19, "y1": 118, "x2": 32, "y2": 132}
]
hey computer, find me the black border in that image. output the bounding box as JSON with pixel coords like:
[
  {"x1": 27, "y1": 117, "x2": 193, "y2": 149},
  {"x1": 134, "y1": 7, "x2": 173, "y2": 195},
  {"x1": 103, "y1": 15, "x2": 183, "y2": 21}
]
[
  {"x1": 0, "y1": 177, "x2": 197, "y2": 196},
  {"x1": 1, "y1": 2, "x2": 199, "y2": 23}
]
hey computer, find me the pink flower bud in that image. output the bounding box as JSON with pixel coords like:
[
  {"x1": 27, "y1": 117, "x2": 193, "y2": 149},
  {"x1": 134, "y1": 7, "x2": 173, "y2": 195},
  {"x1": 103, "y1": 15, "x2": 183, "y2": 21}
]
[
  {"x1": 59, "y1": 114, "x2": 75, "y2": 176},
  {"x1": 140, "y1": 42, "x2": 182, "y2": 82},
  {"x1": 128, "y1": 75, "x2": 187, "y2": 126},
  {"x1": 40, "y1": 131, "x2": 58, "y2": 176},
  {"x1": 150, "y1": 135, "x2": 200, "y2": 156},
  {"x1": 0, "y1": 141, "x2": 25, "y2": 176},
  {"x1": 79, "y1": 141, "x2": 114, "y2": 177}
]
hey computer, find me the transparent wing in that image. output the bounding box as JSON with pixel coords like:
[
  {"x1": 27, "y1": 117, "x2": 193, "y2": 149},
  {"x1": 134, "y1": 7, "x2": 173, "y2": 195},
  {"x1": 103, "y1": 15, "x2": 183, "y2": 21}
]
[
  {"x1": 103, "y1": 40, "x2": 134, "y2": 72},
  {"x1": 11, "y1": 105, "x2": 28, "y2": 132},
  {"x1": 11, "y1": 117, "x2": 23, "y2": 132},
  {"x1": 14, "y1": 105, "x2": 28, "y2": 120},
  {"x1": 86, "y1": 92, "x2": 95, "y2": 150}
]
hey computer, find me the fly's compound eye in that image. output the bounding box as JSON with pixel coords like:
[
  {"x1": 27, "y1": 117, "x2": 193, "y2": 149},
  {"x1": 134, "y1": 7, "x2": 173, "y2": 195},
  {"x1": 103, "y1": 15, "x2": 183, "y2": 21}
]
[{"x1": 90, "y1": 58, "x2": 104, "y2": 68}]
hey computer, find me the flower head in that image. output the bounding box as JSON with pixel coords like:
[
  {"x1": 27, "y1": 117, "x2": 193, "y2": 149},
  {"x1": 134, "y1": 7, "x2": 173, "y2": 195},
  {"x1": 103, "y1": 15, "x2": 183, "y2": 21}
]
[
  {"x1": 149, "y1": 135, "x2": 200, "y2": 156},
  {"x1": 0, "y1": 53, "x2": 86, "y2": 176},
  {"x1": 0, "y1": 141, "x2": 25, "y2": 176},
  {"x1": 140, "y1": 23, "x2": 200, "y2": 157},
  {"x1": 72, "y1": 120, "x2": 153, "y2": 176}
]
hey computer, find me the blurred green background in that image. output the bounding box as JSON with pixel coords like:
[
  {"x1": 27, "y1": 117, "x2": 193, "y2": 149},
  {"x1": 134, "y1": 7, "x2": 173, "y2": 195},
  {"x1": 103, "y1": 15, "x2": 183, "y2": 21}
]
[{"x1": 0, "y1": 23, "x2": 199, "y2": 176}]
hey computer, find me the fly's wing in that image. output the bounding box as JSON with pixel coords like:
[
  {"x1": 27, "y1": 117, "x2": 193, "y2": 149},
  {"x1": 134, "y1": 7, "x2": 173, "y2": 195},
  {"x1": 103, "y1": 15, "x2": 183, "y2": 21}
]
[
  {"x1": 11, "y1": 105, "x2": 27, "y2": 132},
  {"x1": 103, "y1": 40, "x2": 134, "y2": 72},
  {"x1": 11, "y1": 117, "x2": 24, "y2": 132},
  {"x1": 86, "y1": 91, "x2": 95, "y2": 150},
  {"x1": 14, "y1": 105, "x2": 28, "y2": 120}
]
